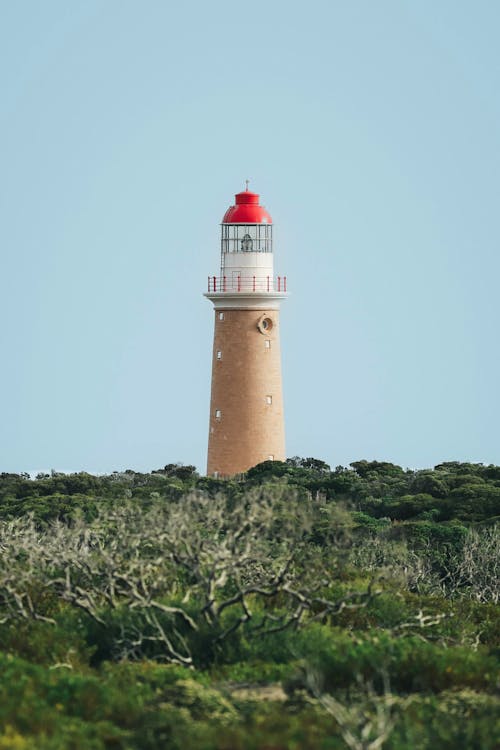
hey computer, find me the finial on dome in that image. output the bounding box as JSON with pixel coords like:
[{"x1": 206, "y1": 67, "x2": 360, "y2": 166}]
[{"x1": 245, "y1": 179, "x2": 249, "y2": 191}]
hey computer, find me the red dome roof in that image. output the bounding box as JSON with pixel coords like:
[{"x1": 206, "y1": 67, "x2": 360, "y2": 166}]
[{"x1": 222, "y1": 190, "x2": 273, "y2": 224}]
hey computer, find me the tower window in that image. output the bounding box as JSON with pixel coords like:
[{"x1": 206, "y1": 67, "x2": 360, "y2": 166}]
[
  {"x1": 265, "y1": 340, "x2": 271, "y2": 349},
  {"x1": 219, "y1": 312, "x2": 225, "y2": 321},
  {"x1": 215, "y1": 409, "x2": 222, "y2": 420},
  {"x1": 266, "y1": 395, "x2": 273, "y2": 405},
  {"x1": 217, "y1": 350, "x2": 222, "y2": 360},
  {"x1": 258, "y1": 316, "x2": 274, "y2": 334}
]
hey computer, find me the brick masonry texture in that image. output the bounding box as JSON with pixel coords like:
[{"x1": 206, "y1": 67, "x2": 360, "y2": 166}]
[{"x1": 207, "y1": 308, "x2": 285, "y2": 476}]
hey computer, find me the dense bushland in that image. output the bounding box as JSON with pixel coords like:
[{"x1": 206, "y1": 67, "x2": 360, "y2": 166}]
[{"x1": 0, "y1": 459, "x2": 498, "y2": 749}]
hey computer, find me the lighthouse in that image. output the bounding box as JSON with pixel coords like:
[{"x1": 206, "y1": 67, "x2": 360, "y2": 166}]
[{"x1": 205, "y1": 187, "x2": 288, "y2": 477}]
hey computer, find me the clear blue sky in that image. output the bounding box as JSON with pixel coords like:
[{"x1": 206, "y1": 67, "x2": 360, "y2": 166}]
[{"x1": 1, "y1": 1, "x2": 499, "y2": 474}]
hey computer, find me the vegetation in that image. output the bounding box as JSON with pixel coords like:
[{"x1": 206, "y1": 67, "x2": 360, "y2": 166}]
[{"x1": 0, "y1": 459, "x2": 499, "y2": 749}]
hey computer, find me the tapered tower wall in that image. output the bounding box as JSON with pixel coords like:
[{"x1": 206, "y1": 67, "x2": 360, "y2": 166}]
[{"x1": 207, "y1": 308, "x2": 285, "y2": 476}]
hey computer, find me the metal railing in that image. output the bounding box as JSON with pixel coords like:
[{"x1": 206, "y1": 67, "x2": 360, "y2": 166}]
[{"x1": 207, "y1": 275, "x2": 287, "y2": 293}]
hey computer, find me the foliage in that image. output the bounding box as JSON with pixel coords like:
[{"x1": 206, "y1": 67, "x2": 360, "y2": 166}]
[{"x1": 0, "y1": 459, "x2": 499, "y2": 748}]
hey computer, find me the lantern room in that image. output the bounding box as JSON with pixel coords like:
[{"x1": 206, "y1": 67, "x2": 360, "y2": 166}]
[
  {"x1": 206, "y1": 186, "x2": 287, "y2": 297},
  {"x1": 221, "y1": 189, "x2": 273, "y2": 256}
]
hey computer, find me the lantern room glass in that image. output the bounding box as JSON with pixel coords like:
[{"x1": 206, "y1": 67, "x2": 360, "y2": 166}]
[{"x1": 221, "y1": 223, "x2": 273, "y2": 254}]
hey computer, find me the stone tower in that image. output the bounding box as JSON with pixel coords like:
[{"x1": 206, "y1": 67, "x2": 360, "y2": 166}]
[{"x1": 205, "y1": 187, "x2": 288, "y2": 477}]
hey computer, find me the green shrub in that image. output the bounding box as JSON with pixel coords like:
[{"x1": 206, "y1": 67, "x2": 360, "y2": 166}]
[
  {"x1": 0, "y1": 612, "x2": 94, "y2": 668},
  {"x1": 392, "y1": 691, "x2": 500, "y2": 750},
  {"x1": 293, "y1": 626, "x2": 498, "y2": 694}
]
